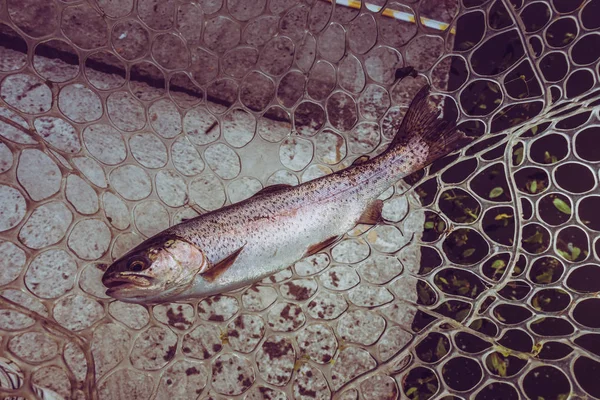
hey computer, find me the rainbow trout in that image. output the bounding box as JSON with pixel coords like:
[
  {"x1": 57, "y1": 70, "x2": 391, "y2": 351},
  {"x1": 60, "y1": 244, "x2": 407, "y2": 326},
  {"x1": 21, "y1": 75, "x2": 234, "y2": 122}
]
[{"x1": 102, "y1": 85, "x2": 465, "y2": 303}]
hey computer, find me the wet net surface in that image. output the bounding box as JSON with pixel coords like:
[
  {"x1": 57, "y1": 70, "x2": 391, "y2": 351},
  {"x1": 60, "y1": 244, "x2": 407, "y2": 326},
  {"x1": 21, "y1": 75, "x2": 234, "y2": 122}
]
[{"x1": 0, "y1": 0, "x2": 599, "y2": 399}]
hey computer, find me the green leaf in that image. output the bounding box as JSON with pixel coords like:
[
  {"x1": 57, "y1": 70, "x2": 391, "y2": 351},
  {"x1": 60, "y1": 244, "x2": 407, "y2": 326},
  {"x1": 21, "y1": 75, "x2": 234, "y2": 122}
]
[
  {"x1": 462, "y1": 248, "x2": 475, "y2": 258},
  {"x1": 489, "y1": 187, "x2": 504, "y2": 199},
  {"x1": 556, "y1": 249, "x2": 571, "y2": 260},
  {"x1": 495, "y1": 311, "x2": 506, "y2": 322},
  {"x1": 424, "y1": 221, "x2": 435, "y2": 229},
  {"x1": 531, "y1": 125, "x2": 538, "y2": 136},
  {"x1": 558, "y1": 246, "x2": 581, "y2": 261},
  {"x1": 571, "y1": 246, "x2": 581, "y2": 260},
  {"x1": 417, "y1": 283, "x2": 432, "y2": 305},
  {"x1": 470, "y1": 319, "x2": 482, "y2": 331},
  {"x1": 523, "y1": 230, "x2": 543, "y2": 244},
  {"x1": 491, "y1": 259, "x2": 506, "y2": 270},
  {"x1": 531, "y1": 317, "x2": 545, "y2": 325},
  {"x1": 457, "y1": 283, "x2": 470, "y2": 295},
  {"x1": 494, "y1": 213, "x2": 512, "y2": 221},
  {"x1": 513, "y1": 147, "x2": 523, "y2": 165},
  {"x1": 529, "y1": 180, "x2": 538, "y2": 193},
  {"x1": 426, "y1": 383, "x2": 437, "y2": 393},
  {"x1": 435, "y1": 337, "x2": 448, "y2": 359},
  {"x1": 552, "y1": 198, "x2": 571, "y2": 215},
  {"x1": 489, "y1": 353, "x2": 507, "y2": 377},
  {"x1": 437, "y1": 221, "x2": 445, "y2": 232},
  {"x1": 535, "y1": 269, "x2": 554, "y2": 284},
  {"x1": 455, "y1": 308, "x2": 469, "y2": 321},
  {"x1": 487, "y1": 81, "x2": 499, "y2": 93},
  {"x1": 532, "y1": 342, "x2": 543, "y2": 356},
  {"x1": 405, "y1": 387, "x2": 418, "y2": 397}
]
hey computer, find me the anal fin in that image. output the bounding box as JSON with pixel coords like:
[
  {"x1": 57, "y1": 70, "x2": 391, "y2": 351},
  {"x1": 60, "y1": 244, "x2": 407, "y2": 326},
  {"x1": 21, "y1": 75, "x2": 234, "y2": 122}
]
[
  {"x1": 202, "y1": 245, "x2": 245, "y2": 282},
  {"x1": 357, "y1": 199, "x2": 384, "y2": 225},
  {"x1": 303, "y1": 235, "x2": 342, "y2": 258}
]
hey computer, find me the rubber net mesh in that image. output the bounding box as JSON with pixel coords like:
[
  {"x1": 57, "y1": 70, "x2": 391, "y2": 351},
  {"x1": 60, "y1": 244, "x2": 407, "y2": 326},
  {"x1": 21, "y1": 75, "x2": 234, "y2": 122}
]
[{"x1": 0, "y1": 0, "x2": 599, "y2": 399}]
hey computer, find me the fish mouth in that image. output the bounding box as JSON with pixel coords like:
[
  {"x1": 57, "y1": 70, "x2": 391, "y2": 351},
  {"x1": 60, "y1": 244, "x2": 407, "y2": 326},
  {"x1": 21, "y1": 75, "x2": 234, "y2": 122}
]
[{"x1": 102, "y1": 274, "x2": 154, "y2": 289}]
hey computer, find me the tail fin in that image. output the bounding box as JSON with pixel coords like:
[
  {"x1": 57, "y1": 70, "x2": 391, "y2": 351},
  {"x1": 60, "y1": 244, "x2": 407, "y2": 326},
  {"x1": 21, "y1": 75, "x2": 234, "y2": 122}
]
[{"x1": 389, "y1": 85, "x2": 468, "y2": 165}]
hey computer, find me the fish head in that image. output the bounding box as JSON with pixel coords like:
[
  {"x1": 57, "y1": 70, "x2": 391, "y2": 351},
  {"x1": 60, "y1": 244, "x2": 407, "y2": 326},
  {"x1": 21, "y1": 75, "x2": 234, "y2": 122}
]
[{"x1": 102, "y1": 235, "x2": 206, "y2": 302}]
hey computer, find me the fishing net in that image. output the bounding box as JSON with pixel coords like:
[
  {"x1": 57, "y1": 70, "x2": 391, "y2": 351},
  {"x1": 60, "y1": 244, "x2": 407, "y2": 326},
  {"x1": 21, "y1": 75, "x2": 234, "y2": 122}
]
[{"x1": 0, "y1": 0, "x2": 599, "y2": 398}]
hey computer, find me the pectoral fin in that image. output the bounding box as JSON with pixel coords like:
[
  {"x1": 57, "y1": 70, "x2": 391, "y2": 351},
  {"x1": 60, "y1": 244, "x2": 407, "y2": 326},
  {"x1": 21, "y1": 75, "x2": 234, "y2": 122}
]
[
  {"x1": 303, "y1": 235, "x2": 342, "y2": 258},
  {"x1": 357, "y1": 200, "x2": 384, "y2": 225},
  {"x1": 202, "y1": 245, "x2": 245, "y2": 282}
]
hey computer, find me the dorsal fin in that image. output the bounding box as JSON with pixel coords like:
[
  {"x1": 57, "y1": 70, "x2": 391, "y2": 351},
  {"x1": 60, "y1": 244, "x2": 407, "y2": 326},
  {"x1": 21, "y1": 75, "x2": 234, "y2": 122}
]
[
  {"x1": 254, "y1": 184, "x2": 293, "y2": 197},
  {"x1": 394, "y1": 66, "x2": 417, "y2": 82},
  {"x1": 303, "y1": 235, "x2": 342, "y2": 258},
  {"x1": 351, "y1": 155, "x2": 370, "y2": 166},
  {"x1": 357, "y1": 199, "x2": 384, "y2": 225},
  {"x1": 201, "y1": 245, "x2": 245, "y2": 282}
]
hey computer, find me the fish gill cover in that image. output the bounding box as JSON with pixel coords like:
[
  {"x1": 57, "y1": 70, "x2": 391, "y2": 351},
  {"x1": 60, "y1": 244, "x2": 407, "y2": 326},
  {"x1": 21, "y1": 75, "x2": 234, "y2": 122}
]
[{"x1": 0, "y1": 0, "x2": 599, "y2": 399}]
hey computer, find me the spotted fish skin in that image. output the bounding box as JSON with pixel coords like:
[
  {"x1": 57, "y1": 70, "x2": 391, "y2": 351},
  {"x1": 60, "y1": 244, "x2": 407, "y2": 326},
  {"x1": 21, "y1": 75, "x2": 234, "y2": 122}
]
[
  {"x1": 166, "y1": 149, "x2": 420, "y2": 298},
  {"x1": 103, "y1": 85, "x2": 465, "y2": 303}
]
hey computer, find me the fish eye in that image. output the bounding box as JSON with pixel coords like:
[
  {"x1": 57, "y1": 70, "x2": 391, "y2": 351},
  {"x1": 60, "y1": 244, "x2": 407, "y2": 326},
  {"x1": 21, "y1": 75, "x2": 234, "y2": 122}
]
[{"x1": 128, "y1": 259, "x2": 147, "y2": 272}]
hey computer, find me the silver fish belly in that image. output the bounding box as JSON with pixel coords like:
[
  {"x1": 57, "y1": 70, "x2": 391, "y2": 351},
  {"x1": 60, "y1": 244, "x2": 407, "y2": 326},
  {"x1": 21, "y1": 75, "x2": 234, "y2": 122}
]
[{"x1": 102, "y1": 85, "x2": 466, "y2": 303}]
